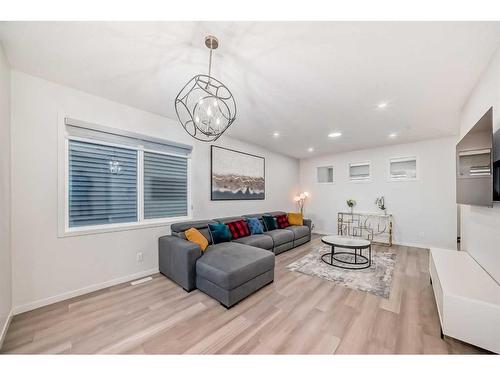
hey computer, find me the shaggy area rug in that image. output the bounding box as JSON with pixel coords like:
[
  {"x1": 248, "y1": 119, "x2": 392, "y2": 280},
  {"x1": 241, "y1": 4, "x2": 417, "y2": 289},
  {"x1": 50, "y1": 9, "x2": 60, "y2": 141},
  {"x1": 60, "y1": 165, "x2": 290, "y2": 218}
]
[{"x1": 286, "y1": 244, "x2": 396, "y2": 298}]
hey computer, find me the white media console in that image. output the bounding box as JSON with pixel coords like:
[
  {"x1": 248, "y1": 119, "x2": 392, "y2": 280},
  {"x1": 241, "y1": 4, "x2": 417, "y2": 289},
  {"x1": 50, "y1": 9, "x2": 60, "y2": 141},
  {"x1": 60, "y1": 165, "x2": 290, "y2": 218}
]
[{"x1": 429, "y1": 247, "x2": 500, "y2": 353}]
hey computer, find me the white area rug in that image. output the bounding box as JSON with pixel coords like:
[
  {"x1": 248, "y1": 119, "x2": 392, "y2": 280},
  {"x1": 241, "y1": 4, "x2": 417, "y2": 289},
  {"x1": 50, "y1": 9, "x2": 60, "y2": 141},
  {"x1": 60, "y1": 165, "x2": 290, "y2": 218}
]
[{"x1": 286, "y1": 244, "x2": 396, "y2": 298}]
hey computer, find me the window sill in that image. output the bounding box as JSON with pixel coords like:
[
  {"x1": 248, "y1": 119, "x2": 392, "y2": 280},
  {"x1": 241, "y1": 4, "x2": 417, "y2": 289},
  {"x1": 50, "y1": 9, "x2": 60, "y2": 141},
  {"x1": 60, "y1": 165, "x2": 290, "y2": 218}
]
[
  {"x1": 388, "y1": 177, "x2": 418, "y2": 182},
  {"x1": 349, "y1": 178, "x2": 372, "y2": 183},
  {"x1": 58, "y1": 216, "x2": 192, "y2": 238}
]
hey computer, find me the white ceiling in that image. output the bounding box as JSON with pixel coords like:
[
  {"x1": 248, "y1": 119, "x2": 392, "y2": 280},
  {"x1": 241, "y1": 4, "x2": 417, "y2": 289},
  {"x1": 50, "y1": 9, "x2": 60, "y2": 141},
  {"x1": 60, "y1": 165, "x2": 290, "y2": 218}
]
[{"x1": 1, "y1": 21, "x2": 500, "y2": 159}]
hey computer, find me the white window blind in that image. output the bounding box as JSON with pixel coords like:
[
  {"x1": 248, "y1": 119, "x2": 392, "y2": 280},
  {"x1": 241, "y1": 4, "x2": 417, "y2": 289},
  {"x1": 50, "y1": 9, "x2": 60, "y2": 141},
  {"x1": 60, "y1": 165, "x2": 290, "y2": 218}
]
[
  {"x1": 389, "y1": 157, "x2": 417, "y2": 180},
  {"x1": 68, "y1": 140, "x2": 138, "y2": 227},
  {"x1": 349, "y1": 162, "x2": 371, "y2": 181},
  {"x1": 144, "y1": 152, "x2": 188, "y2": 219}
]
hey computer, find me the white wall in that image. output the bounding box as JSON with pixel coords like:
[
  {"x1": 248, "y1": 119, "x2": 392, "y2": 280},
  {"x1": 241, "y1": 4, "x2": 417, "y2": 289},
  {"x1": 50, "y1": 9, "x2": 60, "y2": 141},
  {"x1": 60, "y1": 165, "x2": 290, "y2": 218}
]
[
  {"x1": 10, "y1": 71, "x2": 300, "y2": 313},
  {"x1": 299, "y1": 136, "x2": 457, "y2": 249},
  {"x1": 460, "y1": 46, "x2": 500, "y2": 284},
  {"x1": 0, "y1": 42, "x2": 12, "y2": 345}
]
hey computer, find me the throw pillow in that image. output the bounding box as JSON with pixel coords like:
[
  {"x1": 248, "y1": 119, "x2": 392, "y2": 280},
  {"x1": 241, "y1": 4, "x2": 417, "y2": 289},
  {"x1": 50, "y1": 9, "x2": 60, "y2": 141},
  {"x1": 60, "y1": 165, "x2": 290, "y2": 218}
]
[
  {"x1": 287, "y1": 212, "x2": 304, "y2": 226},
  {"x1": 227, "y1": 220, "x2": 251, "y2": 240},
  {"x1": 262, "y1": 215, "x2": 277, "y2": 231},
  {"x1": 208, "y1": 223, "x2": 232, "y2": 244},
  {"x1": 276, "y1": 214, "x2": 290, "y2": 229},
  {"x1": 246, "y1": 217, "x2": 264, "y2": 235},
  {"x1": 184, "y1": 228, "x2": 209, "y2": 251}
]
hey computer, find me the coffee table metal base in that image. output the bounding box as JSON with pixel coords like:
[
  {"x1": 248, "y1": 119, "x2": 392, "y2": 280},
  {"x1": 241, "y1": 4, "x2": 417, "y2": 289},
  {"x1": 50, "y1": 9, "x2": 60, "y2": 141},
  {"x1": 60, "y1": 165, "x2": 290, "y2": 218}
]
[{"x1": 321, "y1": 245, "x2": 372, "y2": 270}]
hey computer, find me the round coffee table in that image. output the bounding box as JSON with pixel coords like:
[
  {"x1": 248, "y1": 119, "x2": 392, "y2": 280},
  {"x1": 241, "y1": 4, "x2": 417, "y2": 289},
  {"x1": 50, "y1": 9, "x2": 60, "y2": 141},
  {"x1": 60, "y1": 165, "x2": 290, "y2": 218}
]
[{"x1": 321, "y1": 235, "x2": 372, "y2": 270}]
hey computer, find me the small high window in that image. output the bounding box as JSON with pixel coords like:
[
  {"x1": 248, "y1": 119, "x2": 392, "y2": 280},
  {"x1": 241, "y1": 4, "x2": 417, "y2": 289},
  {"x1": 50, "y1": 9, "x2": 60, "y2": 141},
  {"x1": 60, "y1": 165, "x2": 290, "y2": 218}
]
[
  {"x1": 389, "y1": 156, "x2": 417, "y2": 181},
  {"x1": 349, "y1": 162, "x2": 371, "y2": 181},
  {"x1": 317, "y1": 166, "x2": 334, "y2": 183}
]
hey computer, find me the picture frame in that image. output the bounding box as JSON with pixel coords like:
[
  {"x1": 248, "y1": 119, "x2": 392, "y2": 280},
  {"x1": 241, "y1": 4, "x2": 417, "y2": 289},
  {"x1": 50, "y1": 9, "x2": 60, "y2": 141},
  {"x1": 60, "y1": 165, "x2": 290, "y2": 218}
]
[{"x1": 210, "y1": 145, "x2": 265, "y2": 201}]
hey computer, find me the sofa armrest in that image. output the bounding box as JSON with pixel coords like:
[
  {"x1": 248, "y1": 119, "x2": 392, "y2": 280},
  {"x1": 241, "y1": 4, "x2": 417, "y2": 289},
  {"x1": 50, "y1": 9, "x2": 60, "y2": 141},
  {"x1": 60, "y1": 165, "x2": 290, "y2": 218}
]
[
  {"x1": 303, "y1": 218, "x2": 312, "y2": 231},
  {"x1": 158, "y1": 235, "x2": 202, "y2": 292}
]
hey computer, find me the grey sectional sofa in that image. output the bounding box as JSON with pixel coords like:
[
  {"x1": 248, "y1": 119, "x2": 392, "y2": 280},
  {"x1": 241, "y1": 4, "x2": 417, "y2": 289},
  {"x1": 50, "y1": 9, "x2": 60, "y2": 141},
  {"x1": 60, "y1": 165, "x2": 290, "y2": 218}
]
[{"x1": 158, "y1": 211, "x2": 312, "y2": 308}]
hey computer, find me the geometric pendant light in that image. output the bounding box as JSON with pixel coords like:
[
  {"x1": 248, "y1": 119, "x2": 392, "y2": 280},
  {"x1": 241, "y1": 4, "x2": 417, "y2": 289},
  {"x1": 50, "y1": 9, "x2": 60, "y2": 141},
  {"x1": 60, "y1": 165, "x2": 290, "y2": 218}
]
[{"x1": 174, "y1": 35, "x2": 237, "y2": 142}]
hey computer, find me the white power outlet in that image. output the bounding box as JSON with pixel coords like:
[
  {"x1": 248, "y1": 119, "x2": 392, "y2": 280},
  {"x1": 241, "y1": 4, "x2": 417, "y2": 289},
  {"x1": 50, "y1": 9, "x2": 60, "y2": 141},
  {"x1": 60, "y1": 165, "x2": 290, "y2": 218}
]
[{"x1": 136, "y1": 252, "x2": 143, "y2": 263}]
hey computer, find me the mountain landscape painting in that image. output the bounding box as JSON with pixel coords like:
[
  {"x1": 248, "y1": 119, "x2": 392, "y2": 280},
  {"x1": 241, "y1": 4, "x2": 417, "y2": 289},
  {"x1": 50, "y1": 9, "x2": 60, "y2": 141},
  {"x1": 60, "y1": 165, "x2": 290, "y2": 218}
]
[{"x1": 211, "y1": 146, "x2": 265, "y2": 200}]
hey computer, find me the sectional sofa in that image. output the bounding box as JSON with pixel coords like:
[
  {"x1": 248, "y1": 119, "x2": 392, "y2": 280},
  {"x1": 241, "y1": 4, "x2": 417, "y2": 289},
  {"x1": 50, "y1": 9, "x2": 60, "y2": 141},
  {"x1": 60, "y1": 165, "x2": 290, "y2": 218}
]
[{"x1": 158, "y1": 211, "x2": 312, "y2": 308}]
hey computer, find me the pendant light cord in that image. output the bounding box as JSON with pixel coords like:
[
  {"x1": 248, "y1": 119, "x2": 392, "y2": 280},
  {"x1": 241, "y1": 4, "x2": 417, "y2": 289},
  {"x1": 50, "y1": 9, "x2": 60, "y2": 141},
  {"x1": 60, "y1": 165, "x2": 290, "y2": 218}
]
[{"x1": 208, "y1": 48, "x2": 213, "y2": 77}]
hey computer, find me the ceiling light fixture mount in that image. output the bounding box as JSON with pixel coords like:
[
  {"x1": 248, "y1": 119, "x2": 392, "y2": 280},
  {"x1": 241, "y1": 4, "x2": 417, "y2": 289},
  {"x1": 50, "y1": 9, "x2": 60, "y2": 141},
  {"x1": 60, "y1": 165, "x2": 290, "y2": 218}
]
[{"x1": 174, "y1": 35, "x2": 236, "y2": 142}]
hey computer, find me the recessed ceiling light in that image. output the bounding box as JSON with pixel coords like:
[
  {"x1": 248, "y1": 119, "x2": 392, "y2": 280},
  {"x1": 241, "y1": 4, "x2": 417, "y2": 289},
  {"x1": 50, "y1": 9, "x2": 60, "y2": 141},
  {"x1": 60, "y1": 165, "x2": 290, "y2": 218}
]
[
  {"x1": 272, "y1": 132, "x2": 280, "y2": 137},
  {"x1": 377, "y1": 102, "x2": 388, "y2": 109},
  {"x1": 389, "y1": 133, "x2": 397, "y2": 138},
  {"x1": 328, "y1": 132, "x2": 342, "y2": 138},
  {"x1": 307, "y1": 147, "x2": 314, "y2": 152}
]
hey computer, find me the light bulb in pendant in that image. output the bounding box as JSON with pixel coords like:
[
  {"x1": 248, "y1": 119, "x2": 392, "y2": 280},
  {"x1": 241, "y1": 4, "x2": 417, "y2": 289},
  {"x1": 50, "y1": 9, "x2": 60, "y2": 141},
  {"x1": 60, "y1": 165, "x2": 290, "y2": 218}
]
[
  {"x1": 195, "y1": 116, "x2": 200, "y2": 123},
  {"x1": 207, "y1": 106, "x2": 212, "y2": 116}
]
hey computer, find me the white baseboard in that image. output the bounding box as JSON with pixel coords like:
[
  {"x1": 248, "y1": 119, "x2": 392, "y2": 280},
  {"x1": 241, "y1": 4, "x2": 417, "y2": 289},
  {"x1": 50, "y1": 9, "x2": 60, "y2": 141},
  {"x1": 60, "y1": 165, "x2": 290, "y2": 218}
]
[
  {"x1": 0, "y1": 310, "x2": 13, "y2": 350},
  {"x1": 392, "y1": 241, "x2": 430, "y2": 250},
  {"x1": 13, "y1": 268, "x2": 158, "y2": 315}
]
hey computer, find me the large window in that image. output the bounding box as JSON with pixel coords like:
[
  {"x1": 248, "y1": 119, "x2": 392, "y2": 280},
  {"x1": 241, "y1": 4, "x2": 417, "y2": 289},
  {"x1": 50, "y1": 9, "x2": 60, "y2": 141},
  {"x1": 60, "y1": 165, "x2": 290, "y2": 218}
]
[
  {"x1": 60, "y1": 118, "x2": 191, "y2": 235},
  {"x1": 68, "y1": 140, "x2": 138, "y2": 227}
]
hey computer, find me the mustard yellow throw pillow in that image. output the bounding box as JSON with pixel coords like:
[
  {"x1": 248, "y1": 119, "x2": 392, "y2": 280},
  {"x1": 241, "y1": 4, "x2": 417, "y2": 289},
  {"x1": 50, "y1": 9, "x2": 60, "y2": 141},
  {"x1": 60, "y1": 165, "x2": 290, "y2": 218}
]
[
  {"x1": 185, "y1": 228, "x2": 209, "y2": 251},
  {"x1": 288, "y1": 212, "x2": 304, "y2": 226}
]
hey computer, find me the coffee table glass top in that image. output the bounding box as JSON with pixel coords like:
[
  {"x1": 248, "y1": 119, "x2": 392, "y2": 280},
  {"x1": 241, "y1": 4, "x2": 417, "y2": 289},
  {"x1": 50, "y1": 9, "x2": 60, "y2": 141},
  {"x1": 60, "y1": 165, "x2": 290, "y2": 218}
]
[{"x1": 321, "y1": 235, "x2": 371, "y2": 248}]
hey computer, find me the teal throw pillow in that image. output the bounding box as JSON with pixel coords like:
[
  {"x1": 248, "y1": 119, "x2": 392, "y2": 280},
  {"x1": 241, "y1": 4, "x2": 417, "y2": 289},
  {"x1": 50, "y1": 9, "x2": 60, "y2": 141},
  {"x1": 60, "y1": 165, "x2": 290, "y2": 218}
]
[{"x1": 208, "y1": 223, "x2": 232, "y2": 244}]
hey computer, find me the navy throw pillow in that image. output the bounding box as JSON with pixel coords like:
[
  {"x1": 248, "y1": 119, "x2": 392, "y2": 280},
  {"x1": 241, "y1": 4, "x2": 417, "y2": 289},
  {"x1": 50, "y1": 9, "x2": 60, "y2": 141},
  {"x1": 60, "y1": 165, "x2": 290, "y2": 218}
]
[
  {"x1": 246, "y1": 217, "x2": 264, "y2": 235},
  {"x1": 262, "y1": 215, "x2": 277, "y2": 231},
  {"x1": 208, "y1": 223, "x2": 232, "y2": 244}
]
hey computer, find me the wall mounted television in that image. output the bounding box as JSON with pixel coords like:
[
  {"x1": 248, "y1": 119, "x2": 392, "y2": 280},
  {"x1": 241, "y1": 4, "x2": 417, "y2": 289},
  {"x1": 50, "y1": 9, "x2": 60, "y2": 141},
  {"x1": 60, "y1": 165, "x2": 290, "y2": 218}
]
[{"x1": 456, "y1": 107, "x2": 494, "y2": 207}]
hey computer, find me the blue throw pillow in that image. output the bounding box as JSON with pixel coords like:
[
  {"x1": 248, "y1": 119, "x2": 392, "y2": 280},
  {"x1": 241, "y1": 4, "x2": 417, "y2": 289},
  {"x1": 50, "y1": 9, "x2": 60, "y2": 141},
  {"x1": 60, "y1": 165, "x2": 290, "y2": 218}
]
[
  {"x1": 208, "y1": 223, "x2": 232, "y2": 244},
  {"x1": 246, "y1": 217, "x2": 264, "y2": 235},
  {"x1": 262, "y1": 215, "x2": 277, "y2": 231}
]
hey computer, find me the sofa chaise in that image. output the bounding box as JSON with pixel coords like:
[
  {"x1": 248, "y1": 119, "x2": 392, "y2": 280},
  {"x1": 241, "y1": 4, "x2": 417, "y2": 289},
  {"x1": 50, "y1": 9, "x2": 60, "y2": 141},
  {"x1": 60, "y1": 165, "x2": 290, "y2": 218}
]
[{"x1": 158, "y1": 211, "x2": 312, "y2": 308}]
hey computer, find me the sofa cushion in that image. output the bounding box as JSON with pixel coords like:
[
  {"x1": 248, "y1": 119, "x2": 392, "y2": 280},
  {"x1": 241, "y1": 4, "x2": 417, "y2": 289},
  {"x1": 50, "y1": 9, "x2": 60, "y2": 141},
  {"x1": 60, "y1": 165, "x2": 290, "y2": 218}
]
[
  {"x1": 246, "y1": 217, "x2": 264, "y2": 235},
  {"x1": 276, "y1": 214, "x2": 290, "y2": 229},
  {"x1": 262, "y1": 215, "x2": 278, "y2": 231},
  {"x1": 184, "y1": 228, "x2": 209, "y2": 251},
  {"x1": 287, "y1": 212, "x2": 303, "y2": 226},
  {"x1": 208, "y1": 223, "x2": 232, "y2": 244},
  {"x1": 196, "y1": 243, "x2": 275, "y2": 290},
  {"x1": 227, "y1": 220, "x2": 251, "y2": 239},
  {"x1": 242, "y1": 214, "x2": 267, "y2": 232},
  {"x1": 233, "y1": 234, "x2": 273, "y2": 250},
  {"x1": 265, "y1": 229, "x2": 294, "y2": 246},
  {"x1": 286, "y1": 225, "x2": 310, "y2": 240}
]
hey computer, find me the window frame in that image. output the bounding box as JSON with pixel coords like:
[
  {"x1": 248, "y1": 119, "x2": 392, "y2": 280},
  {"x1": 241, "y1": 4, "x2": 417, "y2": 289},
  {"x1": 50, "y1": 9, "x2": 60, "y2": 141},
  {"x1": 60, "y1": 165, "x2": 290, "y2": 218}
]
[
  {"x1": 388, "y1": 156, "x2": 418, "y2": 182},
  {"x1": 348, "y1": 161, "x2": 372, "y2": 183},
  {"x1": 316, "y1": 165, "x2": 335, "y2": 184},
  {"x1": 58, "y1": 117, "x2": 192, "y2": 237}
]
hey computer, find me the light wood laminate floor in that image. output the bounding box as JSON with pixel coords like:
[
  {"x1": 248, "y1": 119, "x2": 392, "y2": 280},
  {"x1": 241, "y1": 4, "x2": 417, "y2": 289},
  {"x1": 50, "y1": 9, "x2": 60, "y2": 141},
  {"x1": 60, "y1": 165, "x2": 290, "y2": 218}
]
[{"x1": 1, "y1": 235, "x2": 488, "y2": 354}]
